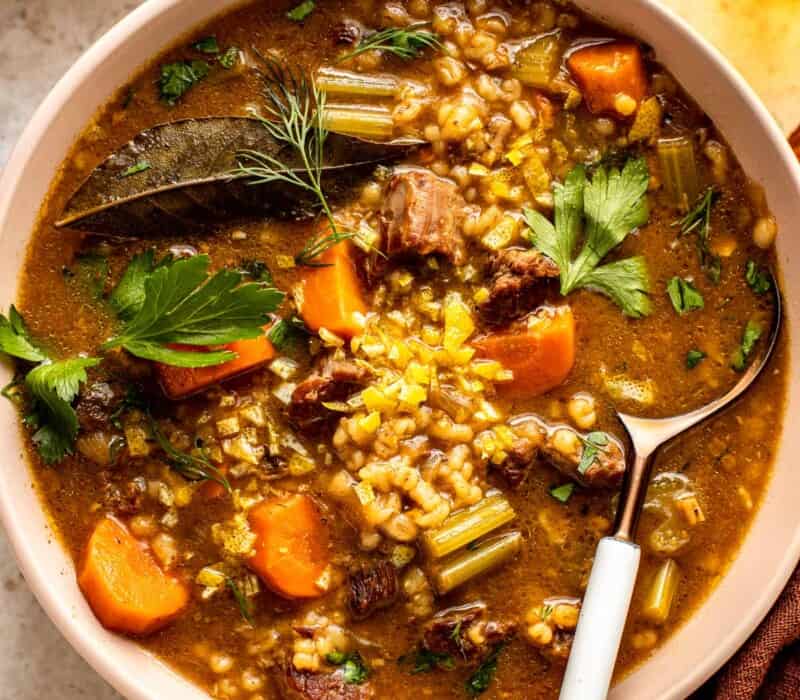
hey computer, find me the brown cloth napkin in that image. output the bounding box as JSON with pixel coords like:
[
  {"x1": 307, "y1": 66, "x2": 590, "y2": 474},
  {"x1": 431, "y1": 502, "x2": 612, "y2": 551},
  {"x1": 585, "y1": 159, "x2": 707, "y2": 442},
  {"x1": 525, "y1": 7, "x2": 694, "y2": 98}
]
[{"x1": 693, "y1": 128, "x2": 800, "y2": 700}]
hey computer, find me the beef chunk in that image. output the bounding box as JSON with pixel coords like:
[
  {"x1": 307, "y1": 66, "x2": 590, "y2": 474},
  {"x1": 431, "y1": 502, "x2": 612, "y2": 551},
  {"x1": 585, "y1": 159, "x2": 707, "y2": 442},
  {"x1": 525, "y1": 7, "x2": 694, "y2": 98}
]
[
  {"x1": 348, "y1": 561, "x2": 398, "y2": 620},
  {"x1": 99, "y1": 472, "x2": 145, "y2": 515},
  {"x1": 75, "y1": 381, "x2": 126, "y2": 431},
  {"x1": 289, "y1": 356, "x2": 369, "y2": 429},
  {"x1": 423, "y1": 603, "x2": 515, "y2": 663},
  {"x1": 493, "y1": 436, "x2": 540, "y2": 488},
  {"x1": 380, "y1": 171, "x2": 466, "y2": 265},
  {"x1": 541, "y1": 429, "x2": 626, "y2": 489},
  {"x1": 279, "y1": 665, "x2": 373, "y2": 700},
  {"x1": 331, "y1": 19, "x2": 362, "y2": 45},
  {"x1": 479, "y1": 247, "x2": 559, "y2": 324}
]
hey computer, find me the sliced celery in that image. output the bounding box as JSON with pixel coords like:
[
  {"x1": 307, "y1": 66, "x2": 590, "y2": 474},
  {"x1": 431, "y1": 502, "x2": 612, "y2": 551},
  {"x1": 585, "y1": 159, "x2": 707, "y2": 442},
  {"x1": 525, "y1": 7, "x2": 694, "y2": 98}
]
[
  {"x1": 642, "y1": 558, "x2": 680, "y2": 624},
  {"x1": 316, "y1": 67, "x2": 399, "y2": 97},
  {"x1": 511, "y1": 33, "x2": 563, "y2": 89},
  {"x1": 433, "y1": 531, "x2": 522, "y2": 594},
  {"x1": 657, "y1": 136, "x2": 700, "y2": 212},
  {"x1": 422, "y1": 494, "x2": 516, "y2": 559},
  {"x1": 323, "y1": 104, "x2": 394, "y2": 139}
]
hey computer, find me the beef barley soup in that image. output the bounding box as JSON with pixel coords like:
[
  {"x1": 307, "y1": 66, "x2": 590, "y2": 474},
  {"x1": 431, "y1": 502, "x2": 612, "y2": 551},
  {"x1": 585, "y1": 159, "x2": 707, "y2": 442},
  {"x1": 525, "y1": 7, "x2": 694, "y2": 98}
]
[{"x1": 6, "y1": 1, "x2": 786, "y2": 698}]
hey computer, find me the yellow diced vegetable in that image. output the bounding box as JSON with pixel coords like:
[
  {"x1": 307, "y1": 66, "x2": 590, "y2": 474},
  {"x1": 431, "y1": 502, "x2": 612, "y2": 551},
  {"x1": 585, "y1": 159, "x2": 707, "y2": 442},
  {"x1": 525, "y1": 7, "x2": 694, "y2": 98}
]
[
  {"x1": 354, "y1": 480, "x2": 376, "y2": 505},
  {"x1": 362, "y1": 386, "x2": 397, "y2": 413},
  {"x1": 481, "y1": 216, "x2": 519, "y2": 251},
  {"x1": 289, "y1": 453, "x2": 316, "y2": 476},
  {"x1": 628, "y1": 96, "x2": 663, "y2": 144},
  {"x1": 642, "y1": 558, "x2": 680, "y2": 624},
  {"x1": 357, "y1": 411, "x2": 381, "y2": 435},
  {"x1": 443, "y1": 293, "x2": 475, "y2": 352}
]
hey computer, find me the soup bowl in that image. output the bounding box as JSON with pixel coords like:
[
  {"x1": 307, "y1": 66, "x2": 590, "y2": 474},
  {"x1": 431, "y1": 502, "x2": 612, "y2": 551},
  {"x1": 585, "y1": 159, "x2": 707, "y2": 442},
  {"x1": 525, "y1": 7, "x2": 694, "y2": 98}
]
[{"x1": 0, "y1": 0, "x2": 798, "y2": 698}]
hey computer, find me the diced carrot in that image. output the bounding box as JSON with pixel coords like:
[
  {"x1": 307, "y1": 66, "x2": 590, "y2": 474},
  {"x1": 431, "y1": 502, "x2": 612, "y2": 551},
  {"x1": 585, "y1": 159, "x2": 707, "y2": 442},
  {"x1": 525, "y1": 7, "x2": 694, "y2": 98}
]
[
  {"x1": 198, "y1": 466, "x2": 228, "y2": 500},
  {"x1": 157, "y1": 333, "x2": 275, "y2": 399},
  {"x1": 298, "y1": 238, "x2": 367, "y2": 339},
  {"x1": 472, "y1": 306, "x2": 575, "y2": 399},
  {"x1": 77, "y1": 516, "x2": 188, "y2": 636},
  {"x1": 247, "y1": 494, "x2": 330, "y2": 599},
  {"x1": 567, "y1": 42, "x2": 647, "y2": 117}
]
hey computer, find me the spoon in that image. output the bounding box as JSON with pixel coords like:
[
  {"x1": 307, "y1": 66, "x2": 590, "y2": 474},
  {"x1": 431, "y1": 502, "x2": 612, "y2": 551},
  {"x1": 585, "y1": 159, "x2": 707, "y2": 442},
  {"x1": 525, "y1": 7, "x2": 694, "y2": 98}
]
[{"x1": 559, "y1": 275, "x2": 782, "y2": 700}]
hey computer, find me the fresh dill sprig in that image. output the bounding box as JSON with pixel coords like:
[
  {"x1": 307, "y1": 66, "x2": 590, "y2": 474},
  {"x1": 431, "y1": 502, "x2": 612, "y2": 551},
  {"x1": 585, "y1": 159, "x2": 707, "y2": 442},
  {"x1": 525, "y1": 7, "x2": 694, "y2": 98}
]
[
  {"x1": 294, "y1": 229, "x2": 358, "y2": 267},
  {"x1": 675, "y1": 187, "x2": 721, "y2": 283},
  {"x1": 227, "y1": 577, "x2": 254, "y2": 625},
  {"x1": 338, "y1": 24, "x2": 441, "y2": 63}
]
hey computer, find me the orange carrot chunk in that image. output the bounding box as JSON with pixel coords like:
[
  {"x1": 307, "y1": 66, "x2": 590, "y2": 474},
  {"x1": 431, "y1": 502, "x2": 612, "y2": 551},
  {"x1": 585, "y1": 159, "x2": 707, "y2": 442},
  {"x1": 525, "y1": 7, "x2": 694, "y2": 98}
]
[
  {"x1": 472, "y1": 306, "x2": 575, "y2": 399},
  {"x1": 78, "y1": 516, "x2": 188, "y2": 636},
  {"x1": 157, "y1": 333, "x2": 276, "y2": 400},
  {"x1": 248, "y1": 494, "x2": 330, "y2": 599},
  {"x1": 567, "y1": 42, "x2": 647, "y2": 117},
  {"x1": 298, "y1": 239, "x2": 367, "y2": 339}
]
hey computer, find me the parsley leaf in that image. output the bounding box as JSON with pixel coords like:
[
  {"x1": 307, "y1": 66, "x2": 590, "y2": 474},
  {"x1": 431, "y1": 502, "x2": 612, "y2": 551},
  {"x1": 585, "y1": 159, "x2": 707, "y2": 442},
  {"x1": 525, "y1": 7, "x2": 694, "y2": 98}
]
[
  {"x1": 676, "y1": 188, "x2": 721, "y2": 283},
  {"x1": 120, "y1": 161, "x2": 151, "y2": 178},
  {"x1": 158, "y1": 60, "x2": 210, "y2": 105},
  {"x1": 686, "y1": 349, "x2": 706, "y2": 369},
  {"x1": 109, "y1": 249, "x2": 173, "y2": 321},
  {"x1": 0, "y1": 306, "x2": 47, "y2": 362},
  {"x1": 667, "y1": 277, "x2": 704, "y2": 315},
  {"x1": 745, "y1": 260, "x2": 771, "y2": 295},
  {"x1": 193, "y1": 36, "x2": 220, "y2": 54},
  {"x1": 219, "y1": 46, "x2": 241, "y2": 69},
  {"x1": 525, "y1": 157, "x2": 652, "y2": 317},
  {"x1": 465, "y1": 644, "x2": 505, "y2": 696},
  {"x1": 287, "y1": 0, "x2": 316, "y2": 21},
  {"x1": 731, "y1": 319, "x2": 763, "y2": 371},
  {"x1": 326, "y1": 651, "x2": 369, "y2": 684},
  {"x1": 102, "y1": 254, "x2": 284, "y2": 367},
  {"x1": 237, "y1": 259, "x2": 273, "y2": 285},
  {"x1": 226, "y1": 577, "x2": 254, "y2": 625},
  {"x1": 26, "y1": 357, "x2": 102, "y2": 463},
  {"x1": 267, "y1": 316, "x2": 309, "y2": 352},
  {"x1": 577, "y1": 431, "x2": 609, "y2": 475},
  {"x1": 549, "y1": 482, "x2": 575, "y2": 503},
  {"x1": 398, "y1": 647, "x2": 455, "y2": 674}
]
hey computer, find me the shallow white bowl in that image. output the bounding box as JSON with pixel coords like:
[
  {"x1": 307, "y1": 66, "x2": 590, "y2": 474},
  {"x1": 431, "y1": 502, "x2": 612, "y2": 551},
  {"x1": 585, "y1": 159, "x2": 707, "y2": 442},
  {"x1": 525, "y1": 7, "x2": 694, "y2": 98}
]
[{"x1": 0, "y1": 1, "x2": 797, "y2": 698}]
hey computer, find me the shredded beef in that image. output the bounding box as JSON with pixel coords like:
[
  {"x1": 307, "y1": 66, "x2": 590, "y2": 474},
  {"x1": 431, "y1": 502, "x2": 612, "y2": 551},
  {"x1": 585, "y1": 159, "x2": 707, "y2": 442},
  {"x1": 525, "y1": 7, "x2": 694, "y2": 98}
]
[
  {"x1": 289, "y1": 356, "x2": 369, "y2": 429},
  {"x1": 380, "y1": 171, "x2": 466, "y2": 264},
  {"x1": 493, "y1": 436, "x2": 540, "y2": 488},
  {"x1": 348, "y1": 561, "x2": 399, "y2": 620},
  {"x1": 479, "y1": 247, "x2": 559, "y2": 324},
  {"x1": 75, "y1": 381, "x2": 126, "y2": 431},
  {"x1": 279, "y1": 665, "x2": 374, "y2": 700},
  {"x1": 423, "y1": 603, "x2": 516, "y2": 663}
]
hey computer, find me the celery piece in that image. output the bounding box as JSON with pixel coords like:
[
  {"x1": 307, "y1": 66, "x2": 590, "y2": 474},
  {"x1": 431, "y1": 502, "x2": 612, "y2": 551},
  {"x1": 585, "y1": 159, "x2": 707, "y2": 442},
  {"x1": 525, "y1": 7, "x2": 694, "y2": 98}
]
[
  {"x1": 433, "y1": 531, "x2": 522, "y2": 594},
  {"x1": 657, "y1": 137, "x2": 700, "y2": 212},
  {"x1": 323, "y1": 104, "x2": 394, "y2": 140},
  {"x1": 511, "y1": 33, "x2": 562, "y2": 90},
  {"x1": 316, "y1": 67, "x2": 399, "y2": 97},
  {"x1": 642, "y1": 558, "x2": 680, "y2": 624}
]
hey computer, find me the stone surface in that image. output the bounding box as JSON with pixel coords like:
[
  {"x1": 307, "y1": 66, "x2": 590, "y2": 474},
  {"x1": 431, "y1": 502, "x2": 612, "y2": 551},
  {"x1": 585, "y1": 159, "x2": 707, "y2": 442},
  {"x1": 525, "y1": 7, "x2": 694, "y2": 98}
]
[{"x1": 0, "y1": 1, "x2": 797, "y2": 699}]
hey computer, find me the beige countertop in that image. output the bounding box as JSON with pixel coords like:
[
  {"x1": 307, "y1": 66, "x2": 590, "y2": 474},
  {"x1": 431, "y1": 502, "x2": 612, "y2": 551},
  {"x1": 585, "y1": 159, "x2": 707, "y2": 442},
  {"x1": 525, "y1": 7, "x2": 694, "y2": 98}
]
[{"x1": 0, "y1": 1, "x2": 797, "y2": 698}]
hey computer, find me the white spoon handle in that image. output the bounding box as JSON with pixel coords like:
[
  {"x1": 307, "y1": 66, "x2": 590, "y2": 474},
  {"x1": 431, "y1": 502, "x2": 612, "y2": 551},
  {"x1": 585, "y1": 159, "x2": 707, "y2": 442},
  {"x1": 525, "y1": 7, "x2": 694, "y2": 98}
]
[{"x1": 559, "y1": 536, "x2": 641, "y2": 700}]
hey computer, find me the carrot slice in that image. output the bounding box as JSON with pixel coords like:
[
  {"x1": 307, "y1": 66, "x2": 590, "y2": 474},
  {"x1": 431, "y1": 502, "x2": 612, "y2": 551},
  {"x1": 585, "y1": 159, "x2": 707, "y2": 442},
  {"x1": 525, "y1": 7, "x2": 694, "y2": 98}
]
[
  {"x1": 156, "y1": 333, "x2": 275, "y2": 399},
  {"x1": 247, "y1": 494, "x2": 330, "y2": 599},
  {"x1": 567, "y1": 42, "x2": 647, "y2": 117},
  {"x1": 472, "y1": 306, "x2": 575, "y2": 399},
  {"x1": 298, "y1": 238, "x2": 367, "y2": 339},
  {"x1": 78, "y1": 516, "x2": 188, "y2": 636}
]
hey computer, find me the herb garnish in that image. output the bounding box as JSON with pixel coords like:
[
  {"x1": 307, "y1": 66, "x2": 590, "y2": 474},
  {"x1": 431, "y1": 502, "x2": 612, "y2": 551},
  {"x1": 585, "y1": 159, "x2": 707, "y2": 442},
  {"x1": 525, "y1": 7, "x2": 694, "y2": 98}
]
[
  {"x1": 294, "y1": 229, "x2": 357, "y2": 267},
  {"x1": 731, "y1": 319, "x2": 763, "y2": 372},
  {"x1": 102, "y1": 254, "x2": 284, "y2": 368},
  {"x1": 676, "y1": 188, "x2": 721, "y2": 283},
  {"x1": 0, "y1": 306, "x2": 47, "y2": 362},
  {"x1": 326, "y1": 651, "x2": 370, "y2": 684},
  {"x1": 398, "y1": 647, "x2": 455, "y2": 674},
  {"x1": 686, "y1": 349, "x2": 706, "y2": 369},
  {"x1": 549, "y1": 482, "x2": 575, "y2": 503},
  {"x1": 226, "y1": 578, "x2": 254, "y2": 625},
  {"x1": 148, "y1": 412, "x2": 231, "y2": 491},
  {"x1": 238, "y1": 259, "x2": 273, "y2": 285},
  {"x1": 577, "y1": 432, "x2": 609, "y2": 475},
  {"x1": 745, "y1": 260, "x2": 771, "y2": 295},
  {"x1": 287, "y1": 0, "x2": 316, "y2": 21},
  {"x1": 339, "y1": 24, "x2": 441, "y2": 63},
  {"x1": 219, "y1": 46, "x2": 241, "y2": 69},
  {"x1": 121, "y1": 161, "x2": 151, "y2": 178},
  {"x1": 524, "y1": 157, "x2": 651, "y2": 318},
  {"x1": 465, "y1": 644, "x2": 505, "y2": 696},
  {"x1": 193, "y1": 36, "x2": 220, "y2": 54},
  {"x1": 268, "y1": 315, "x2": 309, "y2": 352},
  {"x1": 109, "y1": 249, "x2": 174, "y2": 321},
  {"x1": 667, "y1": 276, "x2": 704, "y2": 315},
  {"x1": 158, "y1": 60, "x2": 210, "y2": 105}
]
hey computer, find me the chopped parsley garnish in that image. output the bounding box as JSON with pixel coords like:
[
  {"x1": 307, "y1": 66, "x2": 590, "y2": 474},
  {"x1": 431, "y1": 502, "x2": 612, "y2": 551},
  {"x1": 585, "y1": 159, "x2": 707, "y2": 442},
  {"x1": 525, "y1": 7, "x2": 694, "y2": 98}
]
[
  {"x1": 326, "y1": 651, "x2": 370, "y2": 684},
  {"x1": 339, "y1": 24, "x2": 441, "y2": 62},
  {"x1": 120, "y1": 161, "x2": 151, "y2": 178},
  {"x1": 524, "y1": 157, "x2": 652, "y2": 318},
  {"x1": 102, "y1": 254, "x2": 284, "y2": 368},
  {"x1": 549, "y1": 482, "x2": 575, "y2": 503},
  {"x1": 465, "y1": 644, "x2": 505, "y2": 696},
  {"x1": 0, "y1": 306, "x2": 47, "y2": 363},
  {"x1": 219, "y1": 46, "x2": 241, "y2": 69},
  {"x1": 268, "y1": 316, "x2": 309, "y2": 352},
  {"x1": 686, "y1": 349, "x2": 706, "y2": 369},
  {"x1": 226, "y1": 578, "x2": 254, "y2": 625},
  {"x1": 158, "y1": 60, "x2": 210, "y2": 105},
  {"x1": 667, "y1": 276, "x2": 704, "y2": 315},
  {"x1": 287, "y1": 0, "x2": 316, "y2": 21},
  {"x1": 237, "y1": 259, "x2": 273, "y2": 285},
  {"x1": 398, "y1": 647, "x2": 455, "y2": 674},
  {"x1": 577, "y1": 431, "x2": 609, "y2": 475},
  {"x1": 109, "y1": 249, "x2": 173, "y2": 321},
  {"x1": 745, "y1": 260, "x2": 771, "y2": 295},
  {"x1": 676, "y1": 188, "x2": 721, "y2": 283},
  {"x1": 193, "y1": 36, "x2": 220, "y2": 54},
  {"x1": 731, "y1": 319, "x2": 763, "y2": 371}
]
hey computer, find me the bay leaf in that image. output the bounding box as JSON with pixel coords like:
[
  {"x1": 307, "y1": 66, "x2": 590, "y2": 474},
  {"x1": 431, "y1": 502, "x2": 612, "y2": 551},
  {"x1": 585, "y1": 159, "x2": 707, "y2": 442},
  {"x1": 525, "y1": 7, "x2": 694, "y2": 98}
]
[{"x1": 56, "y1": 117, "x2": 418, "y2": 235}]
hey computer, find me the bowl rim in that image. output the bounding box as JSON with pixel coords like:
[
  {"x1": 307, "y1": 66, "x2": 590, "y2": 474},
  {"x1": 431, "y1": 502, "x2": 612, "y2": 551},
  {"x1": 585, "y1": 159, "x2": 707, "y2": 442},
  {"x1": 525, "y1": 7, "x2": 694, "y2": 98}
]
[{"x1": 0, "y1": 1, "x2": 798, "y2": 699}]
